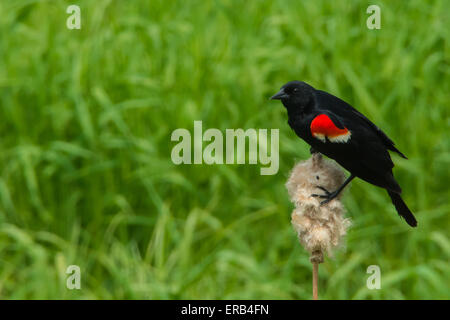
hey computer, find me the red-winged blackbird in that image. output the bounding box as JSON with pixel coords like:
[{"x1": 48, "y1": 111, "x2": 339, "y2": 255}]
[{"x1": 271, "y1": 81, "x2": 417, "y2": 227}]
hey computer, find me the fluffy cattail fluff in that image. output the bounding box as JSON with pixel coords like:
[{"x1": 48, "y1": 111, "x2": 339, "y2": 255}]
[{"x1": 286, "y1": 153, "x2": 351, "y2": 262}]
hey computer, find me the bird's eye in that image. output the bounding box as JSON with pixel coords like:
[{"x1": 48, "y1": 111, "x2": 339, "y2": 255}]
[
  {"x1": 316, "y1": 176, "x2": 320, "y2": 180},
  {"x1": 293, "y1": 88, "x2": 299, "y2": 93}
]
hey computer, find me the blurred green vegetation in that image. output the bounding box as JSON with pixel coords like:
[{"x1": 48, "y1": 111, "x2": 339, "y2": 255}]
[{"x1": 0, "y1": 0, "x2": 448, "y2": 299}]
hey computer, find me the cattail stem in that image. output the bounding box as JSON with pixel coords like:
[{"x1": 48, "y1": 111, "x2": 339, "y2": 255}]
[
  {"x1": 310, "y1": 250, "x2": 323, "y2": 300},
  {"x1": 312, "y1": 262, "x2": 319, "y2": 300}
]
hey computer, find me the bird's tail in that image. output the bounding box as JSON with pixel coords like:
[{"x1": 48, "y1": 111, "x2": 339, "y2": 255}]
[{"x1": 387, "y1": 191, "x2": 417, "y2": 227}]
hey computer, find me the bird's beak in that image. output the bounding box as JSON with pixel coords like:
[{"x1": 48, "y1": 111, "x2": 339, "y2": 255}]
[{"x1": 270, "y1": 89, "x2": 288, "y2": 100}]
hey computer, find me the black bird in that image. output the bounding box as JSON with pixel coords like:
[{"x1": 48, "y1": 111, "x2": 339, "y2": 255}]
[{"x1": 271, "y1": 81, "x2": 417, "y2": 227}]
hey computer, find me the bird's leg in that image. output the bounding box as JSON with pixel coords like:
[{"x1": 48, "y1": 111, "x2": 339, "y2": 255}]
[
  {"x1": 310, "y1": 146, "x2": 319, "y2": 155},
  {"x1": 311, "y1": 174, "x2": 355, "y2": 205}
]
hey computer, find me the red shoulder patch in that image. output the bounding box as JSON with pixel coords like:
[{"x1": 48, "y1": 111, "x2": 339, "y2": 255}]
[{"x1": 310, "y1": 114, "x2": 351, "y2": 143}]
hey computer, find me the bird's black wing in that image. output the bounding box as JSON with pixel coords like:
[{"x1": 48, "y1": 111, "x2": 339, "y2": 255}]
[
  {"x1": 307, "y1": 109, "x2": 401, "y2": 193},
  {"x1": 315, "y1": 90, "x2": 407, "y2": 159}
]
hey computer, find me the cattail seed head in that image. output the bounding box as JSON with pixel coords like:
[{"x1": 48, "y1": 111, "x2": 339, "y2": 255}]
[{"x1": 287, "y1": 154, "x2": 351, "y2": 260}]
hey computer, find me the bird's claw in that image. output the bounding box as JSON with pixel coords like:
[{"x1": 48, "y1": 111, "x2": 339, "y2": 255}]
[
  {"x1": 319, "y1": 197, "x2": 333, "y2": 205},
  {"x1": 311, "y1": 186, "x2": 336, "y2": 205},
  {"x1": 315, "y1": 186, "x2": 330, "y2": 195}
]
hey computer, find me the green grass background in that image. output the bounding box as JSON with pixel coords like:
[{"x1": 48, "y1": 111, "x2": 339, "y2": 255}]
[{"x1": 0, "y1": 0, "x2": 448, "y2": 299}]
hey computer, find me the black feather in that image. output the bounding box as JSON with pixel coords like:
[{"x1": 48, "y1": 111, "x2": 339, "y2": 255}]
[{"x1": 387, "y1": 191, "x2": 417, "y2": 227}]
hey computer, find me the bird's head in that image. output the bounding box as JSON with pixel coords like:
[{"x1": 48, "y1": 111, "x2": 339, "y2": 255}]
[{"x1": 271, "y1": 81, "x2": 315, "y2": 110}]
